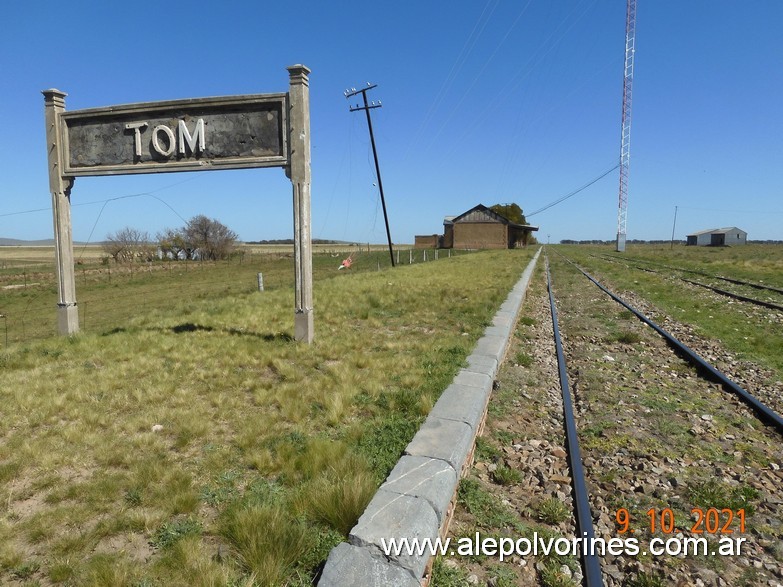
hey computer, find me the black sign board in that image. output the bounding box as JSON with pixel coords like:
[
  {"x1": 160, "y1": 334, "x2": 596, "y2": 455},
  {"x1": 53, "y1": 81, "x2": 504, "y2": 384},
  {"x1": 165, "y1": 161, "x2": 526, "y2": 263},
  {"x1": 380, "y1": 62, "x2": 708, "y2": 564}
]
[{"x1": 60, "y1": 94, "x2": 288, "y2": 176}]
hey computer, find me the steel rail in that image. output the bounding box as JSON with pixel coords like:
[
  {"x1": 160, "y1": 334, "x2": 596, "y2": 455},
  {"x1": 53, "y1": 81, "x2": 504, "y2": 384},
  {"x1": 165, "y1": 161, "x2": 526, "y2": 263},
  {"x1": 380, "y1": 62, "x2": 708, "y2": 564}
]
[
  {"x1": 593, "y1": 254, "x2": 783, "y2": 312},
  {"x1": 545, "y1": 255, "x2": 605, "y2": 587},
  {"x1": 601, "y1": 254, "x2": 783, "y2": 296},
  {"x1": 680, "y1": 278, "x2": 783, "y2": 312},
  {"x1": 557, "y1": 252, "x2": 783, "y2": 433}
]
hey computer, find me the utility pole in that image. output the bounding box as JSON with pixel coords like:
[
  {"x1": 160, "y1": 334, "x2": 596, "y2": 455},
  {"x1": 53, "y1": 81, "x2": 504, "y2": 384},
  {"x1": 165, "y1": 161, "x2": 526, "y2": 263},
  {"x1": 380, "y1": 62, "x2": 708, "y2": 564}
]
[
  {"x1": 670, "y1": 205, "x2": 678, "y2": 249},
  {"x1": 345, "y1": 83, "x2": 395, "y2": 267}
]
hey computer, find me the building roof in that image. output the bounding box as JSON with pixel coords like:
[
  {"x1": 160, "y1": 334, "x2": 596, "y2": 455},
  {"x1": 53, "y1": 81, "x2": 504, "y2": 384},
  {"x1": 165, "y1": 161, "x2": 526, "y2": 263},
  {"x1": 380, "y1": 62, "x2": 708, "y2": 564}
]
[
  {"x1": 686, "y1": 227, "x2": 746, "y2": 237},
  {"x1": 451, "y1": 204, "x2": 539, "y2": 231}
]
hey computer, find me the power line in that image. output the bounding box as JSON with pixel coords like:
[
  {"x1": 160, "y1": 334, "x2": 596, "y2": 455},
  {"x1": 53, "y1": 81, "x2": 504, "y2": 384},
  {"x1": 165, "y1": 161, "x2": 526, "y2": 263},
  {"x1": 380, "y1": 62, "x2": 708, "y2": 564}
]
[
  {"x1": 0, "y1": 177, "x2": 196, "y2": 219},
  {"x1": 403, "y1": 0, "x2": 500, "y2": 161},
  {"x1": 431, "y1": 0, "x2": 599, "y2": 170},
  {"x1": 676, "y1": 205, "x2": 783, "y2": 215},
  {"x1": 527, "y1": 163, "x2": 619, "y2": 218},
  {"x1": 424, "y1": 0, "x2": 535, "y2": 155}
]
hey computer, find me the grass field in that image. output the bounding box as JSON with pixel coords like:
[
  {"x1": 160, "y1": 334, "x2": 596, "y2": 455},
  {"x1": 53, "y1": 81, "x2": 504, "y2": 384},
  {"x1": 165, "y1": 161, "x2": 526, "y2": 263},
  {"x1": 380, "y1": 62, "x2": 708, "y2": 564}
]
[
  {"x1": 0, "y1": 244, "x2": 438, "y2": 347},
  {"x1": 3, "y1": 242, "x2": 778, "y2": 586},
  {"x1": 595, "y1": 242, "x2": 783, "y2": 286},
  {"x1": 0, "y1": 247, "x2": 533, "y2": 586},
  {"x1": 556, "y1": 243, "x2": 783, "y2": 380}
]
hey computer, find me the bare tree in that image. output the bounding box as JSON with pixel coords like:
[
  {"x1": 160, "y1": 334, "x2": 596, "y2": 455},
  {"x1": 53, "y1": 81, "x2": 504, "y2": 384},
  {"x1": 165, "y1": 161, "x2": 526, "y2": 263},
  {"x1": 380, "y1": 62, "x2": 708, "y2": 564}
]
[
  {"x1": 103, "y1": 227, "x2": 153, "y2": 263},
  {"x1": 182, "y1": 215, "x2": 238, "y2": 260}
]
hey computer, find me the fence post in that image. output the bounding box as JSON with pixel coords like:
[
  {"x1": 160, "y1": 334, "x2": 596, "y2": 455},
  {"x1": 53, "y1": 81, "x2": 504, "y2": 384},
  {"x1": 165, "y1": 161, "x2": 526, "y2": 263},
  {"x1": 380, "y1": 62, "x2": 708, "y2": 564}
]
[
  {"x1": 409, "y1": 250, "x2": 413, "y2": 264},
  {"x1": 257, "y1": 272, "x2": 264, "y2": 292}
]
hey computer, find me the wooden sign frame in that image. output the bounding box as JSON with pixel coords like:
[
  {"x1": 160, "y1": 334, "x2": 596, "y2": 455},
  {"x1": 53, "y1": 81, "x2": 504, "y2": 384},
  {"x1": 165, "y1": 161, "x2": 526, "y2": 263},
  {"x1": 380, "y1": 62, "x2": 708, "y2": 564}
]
[{"x1": 43, "y1": 65, "x2": 314, "y2": 342}]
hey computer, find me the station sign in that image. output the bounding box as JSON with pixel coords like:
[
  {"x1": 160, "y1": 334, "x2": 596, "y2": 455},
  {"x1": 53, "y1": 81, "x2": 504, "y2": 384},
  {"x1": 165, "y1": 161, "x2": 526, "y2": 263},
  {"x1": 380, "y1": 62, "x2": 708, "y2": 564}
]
[
  {"x1": 44, "y1": 65, "x2": 314, "y2": 342},
  {"x1": 60, "y1": 94, "x2": 288, "y2": 176}
]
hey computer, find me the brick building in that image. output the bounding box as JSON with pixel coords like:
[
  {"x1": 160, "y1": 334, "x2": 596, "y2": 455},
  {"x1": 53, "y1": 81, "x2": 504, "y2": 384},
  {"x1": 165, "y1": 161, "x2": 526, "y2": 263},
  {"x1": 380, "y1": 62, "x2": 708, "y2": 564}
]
[{"x1": 439, "y1": 204, "x2": 538, "y2": 249}]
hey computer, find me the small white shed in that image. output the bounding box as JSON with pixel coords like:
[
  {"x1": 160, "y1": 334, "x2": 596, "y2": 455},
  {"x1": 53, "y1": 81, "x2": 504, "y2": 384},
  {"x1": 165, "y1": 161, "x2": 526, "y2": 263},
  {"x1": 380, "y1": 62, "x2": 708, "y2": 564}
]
[{"x1": 686, "y1": 227, "x2": 747, "y2": 246}]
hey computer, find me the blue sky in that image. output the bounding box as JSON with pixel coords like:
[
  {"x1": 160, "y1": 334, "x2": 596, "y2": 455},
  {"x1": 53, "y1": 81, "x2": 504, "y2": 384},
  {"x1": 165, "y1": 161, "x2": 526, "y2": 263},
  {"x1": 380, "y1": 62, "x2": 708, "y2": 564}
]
[{"x1": 2, "y1": 0, "x2": 781, "y2": 244}]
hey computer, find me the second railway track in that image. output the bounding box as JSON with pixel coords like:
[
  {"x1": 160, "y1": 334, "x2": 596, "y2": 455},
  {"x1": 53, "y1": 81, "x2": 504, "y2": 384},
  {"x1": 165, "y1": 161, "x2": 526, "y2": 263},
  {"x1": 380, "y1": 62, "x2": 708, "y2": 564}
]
[{"x1": 593, "y1": 253, "x2": 783, "y2": 313}]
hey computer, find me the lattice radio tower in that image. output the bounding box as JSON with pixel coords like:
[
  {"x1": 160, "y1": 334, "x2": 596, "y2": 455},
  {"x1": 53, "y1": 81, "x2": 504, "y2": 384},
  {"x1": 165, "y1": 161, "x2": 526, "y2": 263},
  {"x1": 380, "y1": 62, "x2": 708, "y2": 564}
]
[{"x1": 616, "y1": 0, "x2": 637, "y2": 252}]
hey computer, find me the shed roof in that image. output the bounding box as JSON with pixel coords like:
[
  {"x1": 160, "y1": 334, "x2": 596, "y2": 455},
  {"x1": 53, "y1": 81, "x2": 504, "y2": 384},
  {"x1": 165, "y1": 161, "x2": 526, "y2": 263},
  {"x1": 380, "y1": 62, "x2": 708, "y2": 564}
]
[
  {"x1": 686, "y1": 227, "x2": 746, "y2": 237},
  {"x1": 451, "y1": 204, "x2": 538, "y2": 231}
]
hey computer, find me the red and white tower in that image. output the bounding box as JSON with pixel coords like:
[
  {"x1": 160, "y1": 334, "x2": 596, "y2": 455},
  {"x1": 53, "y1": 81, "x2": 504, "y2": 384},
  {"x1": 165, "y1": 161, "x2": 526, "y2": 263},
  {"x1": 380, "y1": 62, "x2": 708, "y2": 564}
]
[{"x1": 616, "y1": 0, "x2": 637, "y2": 252}]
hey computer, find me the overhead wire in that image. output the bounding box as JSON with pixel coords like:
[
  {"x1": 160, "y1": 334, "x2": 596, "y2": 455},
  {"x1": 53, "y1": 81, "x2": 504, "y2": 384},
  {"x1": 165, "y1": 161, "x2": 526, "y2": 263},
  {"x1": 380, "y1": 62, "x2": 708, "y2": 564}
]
[
  {"x1": 423, "y1": 0, "x2": 534, "y2": 155},
  {"x1": 430, "y1": 0, "x2": 600, "y2": 169},
  {"x1": 495, "y1": 0, "x2": 606, "y2": 194},
  {"x1": 676, "y1": 205, "x2": 783, "y2": 215},
  {"x1": 403, "y1": 0, "x2": 500, "y2": 161},
  {"x1": 526, "y1": 163, "x2": 619, "y2": 218},
  {"x1": 0, "y1": 176, "x2": 197, "y2": 219},
  {"x1": 315, "y1": 115, "x2": 352, "y2": 240}
]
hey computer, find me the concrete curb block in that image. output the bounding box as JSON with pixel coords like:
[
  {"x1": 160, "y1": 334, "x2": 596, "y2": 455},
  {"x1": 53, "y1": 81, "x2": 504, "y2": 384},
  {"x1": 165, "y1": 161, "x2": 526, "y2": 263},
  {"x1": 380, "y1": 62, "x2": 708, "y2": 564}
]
[
  {"x1": 464, "y1": 354, "x2": 499, "y2": 379},
  {"x1": 317, "y1": 248, "x2": 541, "y2": 586},
  {"x1": 382, "y1": 456, "x2": 458, "y2": 524},
  {"x1": 429, "y1": 382, "x2": 490, "y2": 432},
  {"x1": 319, "y1": 543, "x2": 421, "y2": 587},
  {"x1": 404, "y1": 417, "x2": 475, "y2": 473},
  {"x1": 349, "y1": 489, "x2": 440, "y2": 578}
]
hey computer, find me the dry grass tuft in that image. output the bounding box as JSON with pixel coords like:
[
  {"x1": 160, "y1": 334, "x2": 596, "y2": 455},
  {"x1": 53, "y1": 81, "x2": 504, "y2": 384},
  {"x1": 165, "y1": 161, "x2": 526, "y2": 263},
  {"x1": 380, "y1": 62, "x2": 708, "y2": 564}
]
[{"x1": 220, "y1": 503, "x2": 313, "y2": 585}]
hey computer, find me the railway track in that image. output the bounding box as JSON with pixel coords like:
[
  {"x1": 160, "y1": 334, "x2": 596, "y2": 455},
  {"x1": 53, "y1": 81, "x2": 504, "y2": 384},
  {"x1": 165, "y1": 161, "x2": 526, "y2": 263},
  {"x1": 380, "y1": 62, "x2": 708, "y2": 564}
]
[
  {"x1": 546, "y1": 251, "x2": 783, "y2": 586},
  {"x1": 444, "y1": 251, "x2": 782, "y2": 586},
  {"x1": 557, "y1": 253, "x2": 783, "y2": 432},
  {"x1": 599, "y1": 253, "x2": 783, "y2": 296},
  {"x1": 546, "y1": 256, "x2": 603, "y2": 586},
  {"x1": 592, "y1": 254, "x2": 783, "y2": 312}
]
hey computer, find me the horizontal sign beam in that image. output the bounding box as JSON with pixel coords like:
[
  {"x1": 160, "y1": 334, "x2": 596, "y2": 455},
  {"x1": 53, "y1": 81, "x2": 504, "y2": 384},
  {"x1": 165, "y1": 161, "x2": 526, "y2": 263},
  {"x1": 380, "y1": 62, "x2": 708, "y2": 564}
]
[{"x1": 60, "y1": 93, "x2": 288, "y2": 176}]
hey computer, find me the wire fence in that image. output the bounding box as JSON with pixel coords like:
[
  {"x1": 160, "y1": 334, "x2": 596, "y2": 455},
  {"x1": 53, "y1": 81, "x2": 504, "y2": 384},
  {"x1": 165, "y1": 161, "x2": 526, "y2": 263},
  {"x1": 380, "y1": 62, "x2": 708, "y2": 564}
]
[{"x1": 0, "y1": 247, "x2": 478, "y2": 348}]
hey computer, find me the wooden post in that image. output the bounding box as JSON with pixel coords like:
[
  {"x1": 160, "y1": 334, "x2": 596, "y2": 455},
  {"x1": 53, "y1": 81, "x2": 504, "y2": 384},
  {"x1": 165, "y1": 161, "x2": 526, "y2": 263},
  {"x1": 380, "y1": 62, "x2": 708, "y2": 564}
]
[
  {"x1": 287, "y1": 65, "x2": 314, "y2": 343},
  {"x1": 43, "y1": 89, "x2": 79, "y2": 335}
]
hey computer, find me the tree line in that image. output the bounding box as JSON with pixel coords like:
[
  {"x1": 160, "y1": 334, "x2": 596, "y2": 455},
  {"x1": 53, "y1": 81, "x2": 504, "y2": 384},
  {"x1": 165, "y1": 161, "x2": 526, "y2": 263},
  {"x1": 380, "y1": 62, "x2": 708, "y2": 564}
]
[{"x1": 103, "y1": 215, "x2": 237, "y2": 263}]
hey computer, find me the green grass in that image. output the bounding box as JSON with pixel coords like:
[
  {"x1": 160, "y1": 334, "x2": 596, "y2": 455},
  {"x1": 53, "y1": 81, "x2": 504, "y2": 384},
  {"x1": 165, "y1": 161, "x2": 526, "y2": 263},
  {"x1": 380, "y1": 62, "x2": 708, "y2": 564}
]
[
  {"x1": 474, "y1": 436, "x2": 502, "y2": 463},
  {"x1": 625, "y1": 571, "x2": 665, "y2": 587},
  {"x1": 535, "y1": 497, "x2": 570, "y2": 525},
  {"x1": 514, "y1": 350, "x2": 533, "y2": 367},
  {"x1": 491, "y1": 465, "x2": 523, "y2": 486},
  {"x1": 613, "y1": 330, "x2": 641, "y2": 344},
  {"x1": 152, "y1": 518, "x2": 203, "y2": 550},
  {"x1": 457, "y1": 478, "x2": 522, "y2": 531},
  {"x1": 0, "y1": 246, "x2": 474, "y2": 346},
  {"x1": 0, "y1": 248, "x2": 534, "y2": 585},
  {"x1": 688, "y1": 480, "x2": 759, "y2": 515},
  {"x1": 431, "y1": 557, "x2": 472, "y2": 586},
  {"x1": 556, "y1": 244, "x2": 783, "y2": 379}
]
